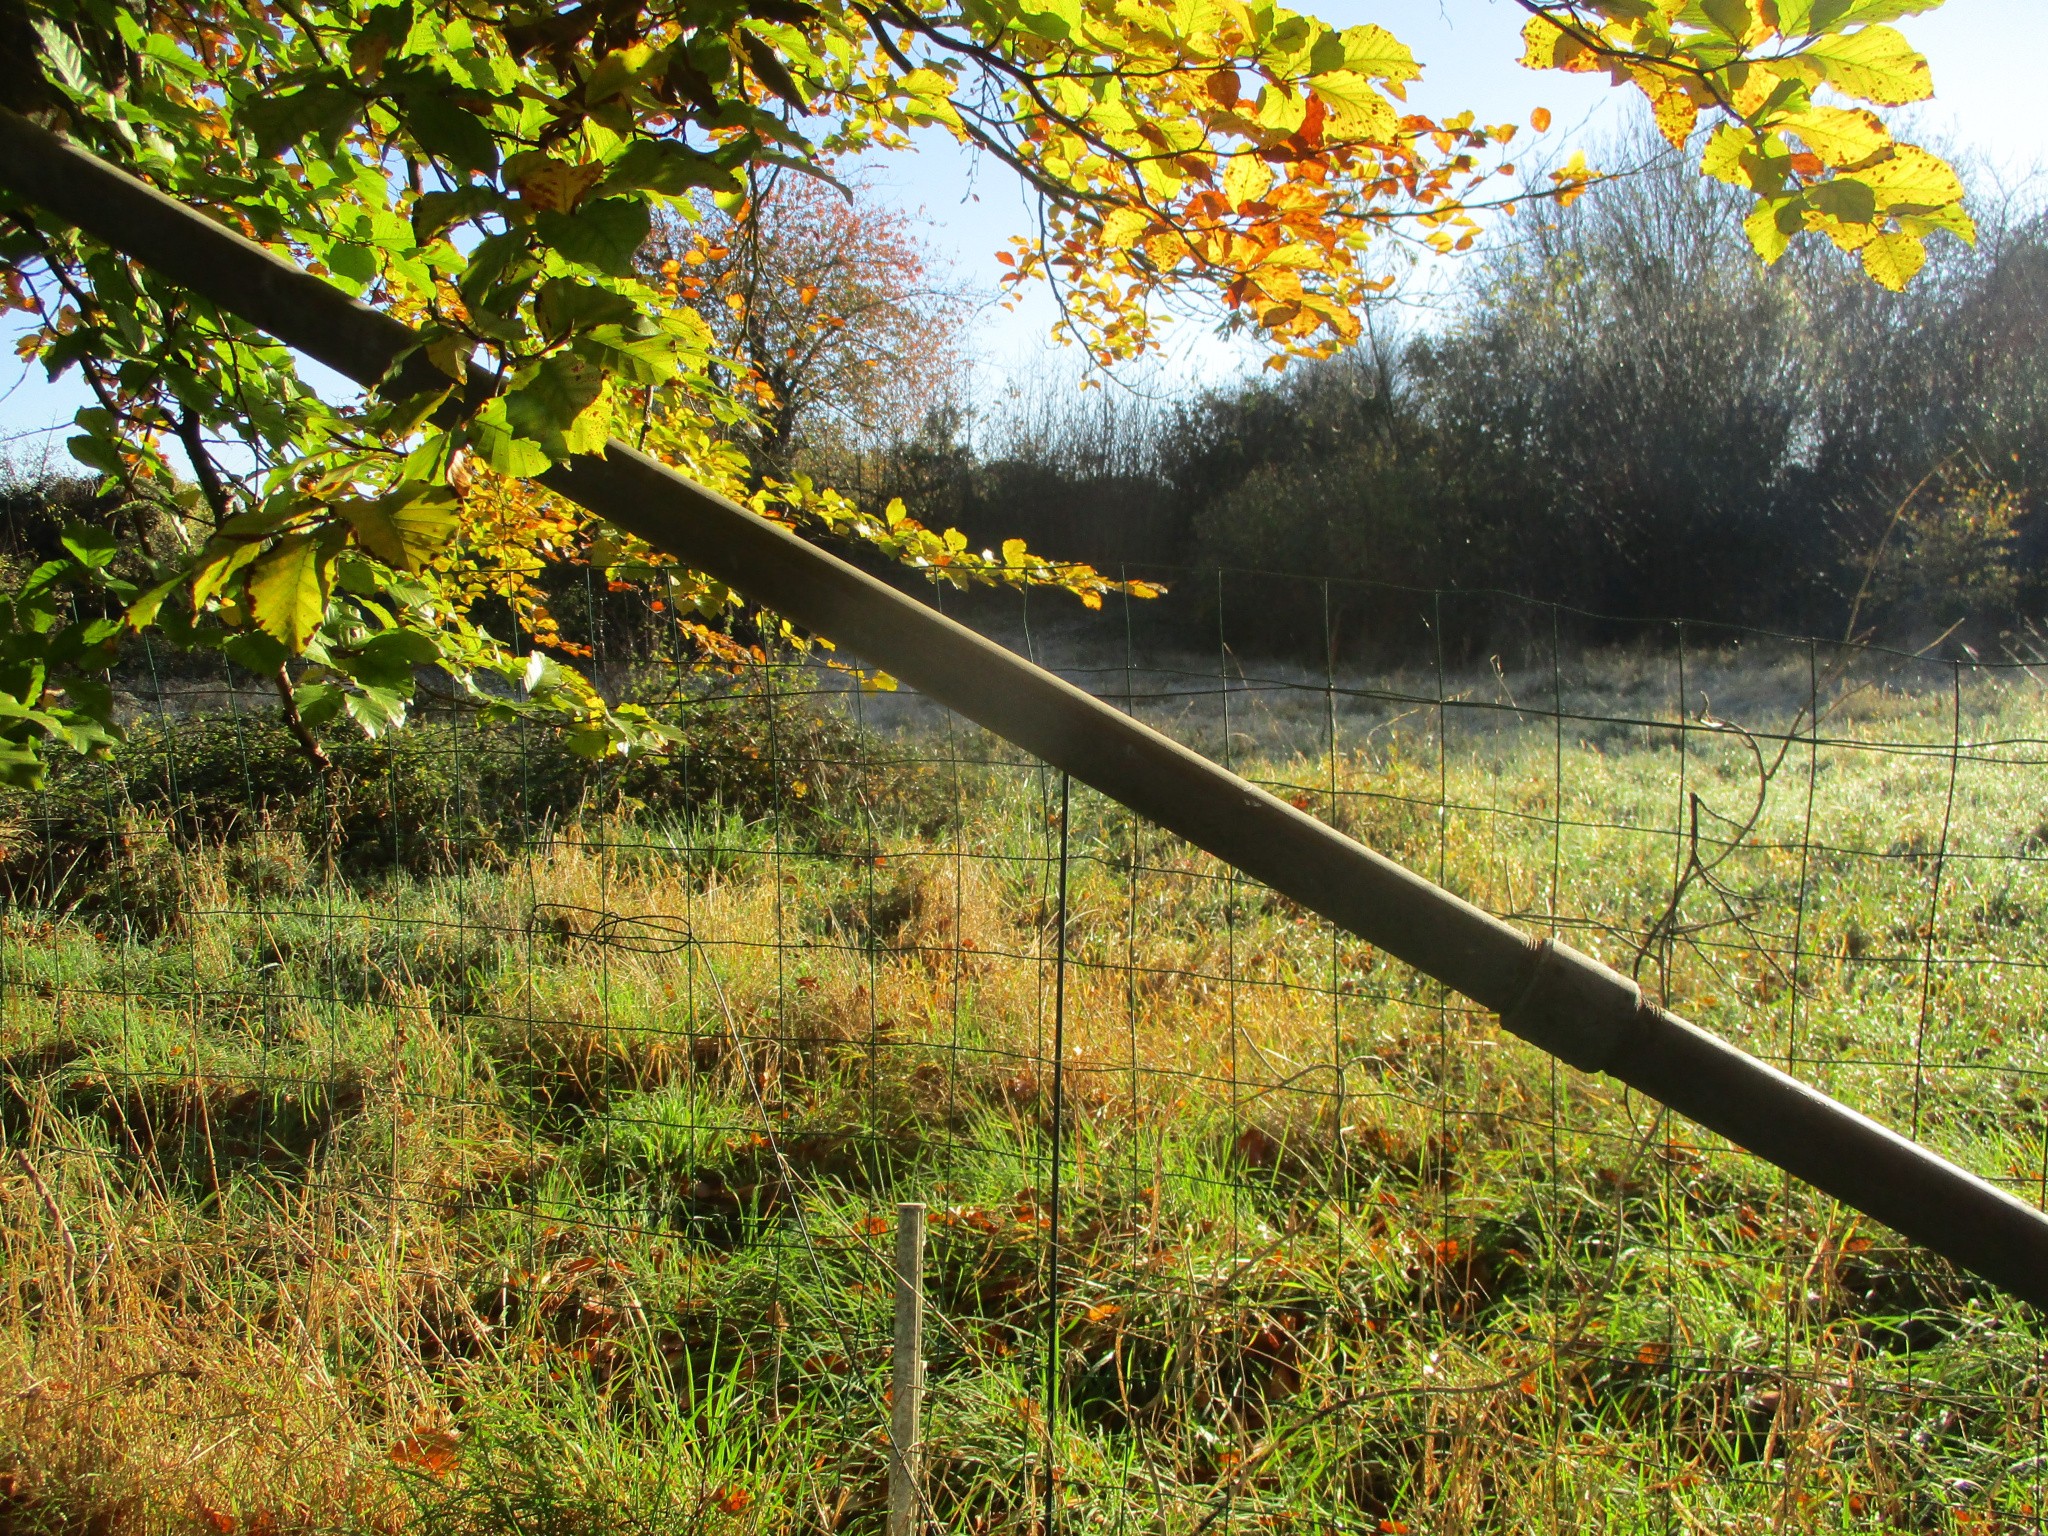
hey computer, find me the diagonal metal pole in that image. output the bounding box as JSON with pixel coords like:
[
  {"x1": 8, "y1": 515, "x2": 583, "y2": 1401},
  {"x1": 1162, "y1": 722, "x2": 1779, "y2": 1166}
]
[{"x1": 5, "y1": 105, "x2": 2047, "y2": 1308}]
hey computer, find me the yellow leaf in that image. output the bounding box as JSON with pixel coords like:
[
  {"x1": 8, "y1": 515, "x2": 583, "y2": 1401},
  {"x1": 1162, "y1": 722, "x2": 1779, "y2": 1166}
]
[
  {"x1": 1635, "y1": 72, "x2": 1699, "y2": 147},
  {"x1": 1311, "y1": 70, "x2": 1397, "y2": 141},
  {"x1": 1726, "y1": 60, "x2": 1789, "y2": 118},
  {"x1": 1253, "y1": 84, "x2": 1307, "y2": 136},
  {"x1": 899, "y1": 66, "x2": 954, "y2": 98},
  {"x1": 1222, "y1": 152, "x2": 1273, "y2": 210},
  {"x1": 1521, "y1": 13, "x2": 1592, "y2": 72},
  {"x1": 246, "y1": 533, "x2": 330, "y2": 653},
  {"x1": 1549, "y1": 149, "x2": 1597, "y2": 206},
  {"x1": 1779, "y1": 106, "x2": 1888, "y2": 168},
  {"x1": 897, "y1": 68, "x2": 963, "y2": 127},
  {"x1": 1699, "y1": 125, "x2": 1752, "y2": 187},
  {"x1": 1859, "y1": 230, "x2": 1926, "y2": 289},
  {"x1": 340, "y1": 498, "x2": 410, "y2": 570},
  {"x1": 1896, "y1": 202, "x2": 1977, "y2": 245},
  {"x1": 1700, "y1": 0, "x2": 1765, "y2": 46},
  {"x1": 1099, "y1": 207, "x2": 1150, "y2": 248},
  {"x1": 1859, "y1": 143, "x2": 1966, "y2": 210},
  {"x1": 1743, "y1": 200, "x2": 1794, "y2": 263},
  {"x1": 1334, "y1": 24, "x2": 1418, "y2": 85},
  {"x1": 1250, "y1": 242, "x2": 1323, "y2": 269},
  {"x1": 1137, "y1": 155, "x2": 1185, "y2": 204},
  {"x1": 340, "y1": 489, "x2": 462, "y2": 573},
  {"x1": 1143, "y1": 231, "x2": 1185, "y2": 269},
  {"x1": 1802, "y1": 24, "x2": 1932, "y2": 106},
  {"x1": 510, "y1": 157, "x2": 604, "y2": 214},
  {"x1": 190, "y1": 536, "x2": 264, "y2": 612}
]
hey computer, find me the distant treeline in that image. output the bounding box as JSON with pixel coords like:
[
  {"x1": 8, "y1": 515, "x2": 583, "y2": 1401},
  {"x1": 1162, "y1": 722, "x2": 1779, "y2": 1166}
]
[{"x1": 832, "y1": 140, "x2": 2048, "y2": 655}]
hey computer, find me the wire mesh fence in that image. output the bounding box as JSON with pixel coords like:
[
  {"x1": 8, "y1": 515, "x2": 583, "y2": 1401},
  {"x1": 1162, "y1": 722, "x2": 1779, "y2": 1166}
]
[{"x1": 3, "y1": 565, "x2": 2046, "y2": 1533}]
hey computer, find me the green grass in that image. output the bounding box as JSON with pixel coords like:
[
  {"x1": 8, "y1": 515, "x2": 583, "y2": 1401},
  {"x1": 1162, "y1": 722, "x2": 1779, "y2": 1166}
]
[{"x1": 0, "y1": 647, "x2": 2045, "y2": 1534}]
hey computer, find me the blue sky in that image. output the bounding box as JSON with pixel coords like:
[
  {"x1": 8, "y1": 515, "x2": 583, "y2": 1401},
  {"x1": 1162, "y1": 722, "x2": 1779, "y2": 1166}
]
[{"x1": 4, "y1": 0, "x2": 2041, "y2": 460}]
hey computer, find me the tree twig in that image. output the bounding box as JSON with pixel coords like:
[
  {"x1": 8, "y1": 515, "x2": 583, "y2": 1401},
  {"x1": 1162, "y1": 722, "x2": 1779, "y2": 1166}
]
[{"x1": 273, "y1": 662, "x2": 333, "y2": 774}]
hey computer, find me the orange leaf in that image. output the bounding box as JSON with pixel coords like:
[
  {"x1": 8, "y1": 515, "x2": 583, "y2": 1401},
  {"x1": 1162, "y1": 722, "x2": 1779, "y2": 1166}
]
[{"x1": 390, "y1": 1429, "x2": 462, "y2": 1477}]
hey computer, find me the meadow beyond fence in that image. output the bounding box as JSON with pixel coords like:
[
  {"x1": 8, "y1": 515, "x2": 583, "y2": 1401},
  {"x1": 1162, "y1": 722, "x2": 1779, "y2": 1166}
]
[{"x1": 3, "y1": 573, "x2": 2047, "y2": 1534}]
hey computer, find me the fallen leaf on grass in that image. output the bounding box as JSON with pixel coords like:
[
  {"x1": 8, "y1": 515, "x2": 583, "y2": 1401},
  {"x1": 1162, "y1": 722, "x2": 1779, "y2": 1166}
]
[{"x1": 390, "y1": 1429, "x2": 461, "y2": 1477}]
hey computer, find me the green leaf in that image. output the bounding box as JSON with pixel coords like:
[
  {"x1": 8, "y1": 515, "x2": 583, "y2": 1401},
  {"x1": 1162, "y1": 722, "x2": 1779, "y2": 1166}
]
[
  {"x1": 1811, "y1": 175, "x2": 1878, "y2": 226},
  {"x1": 574, "y1": 325, "x2": 680, "y2": 385},
  {"x1": 33, "y1": 20, "x2": 99, "y2": 99},
  {"x1": 222, "y1": 629, "x2": 290, "y2": 673},
  {"x1": 191, "y1": 537, "x2": 265, "y2": 610},
  {"x1": 738, "y1": 30, "x2": 807, "y2": 110},
  {"x1": 294, "y1": 680, "x2": 347, "y2": 728},
  {"x1": 469, "y1": 400, "x2": 553, "y2": 478},
  {"x1": 0, "y1": 738, "x2": 47, "y2": 791},
  {"x1": 404, "y1": 91, "x2": 501, "y2": 174},
  {"x1": 126, "y1": 571, "x2": 184, "y2": 631},
  {"x1": 344, "y1": 628, "x2": 438, "y2": 690},
  {"x1": 534, "y1": 198, "x2": 652, "y2": 277},
  {"x1": 338, "y1": 486, "x2": 462, "y2": 572},
  {"x1": 60, "y1": 522, "x2": 118, "y2": 570},
  {"x1": 505, "y1": 352, "x2": 608, "y2": 451},
  {"x1": 345, "y1": 685, "x2": 410, "y2": 736},
  {"x1": 1805, "y1": 0, "x2": 1946, "y2": 31},
  {"x1": 457, "y1": 230, "x2": 534, "y2": 305},
  {"x1": 412, "y1": 185, "x2": 511, "y2": 243},
  {"x1": 245, "y1": 533, "x2": 331, "y2": 652},
  {"x1": 66, "y1": 433, "x2": 126, "y2": 478},
  {"x1": 599, "y1": 139, "x2": 743, "y2": 198},
  {"x1": 243, "y1": 82, "x2": 361, "y2": 158},
  {"x1": 536, "y1": 278, "x2": 640, "y2": 342},
  {"x1": 1332, "y1": 23, "x2": 1419, "y2": 84},
  {"x1": 1698, "y1": 0, "x2": 1755, "y2": 45},
  {"x1": 1012, "y1": 0, "x2": 1078, "y2": 40}
]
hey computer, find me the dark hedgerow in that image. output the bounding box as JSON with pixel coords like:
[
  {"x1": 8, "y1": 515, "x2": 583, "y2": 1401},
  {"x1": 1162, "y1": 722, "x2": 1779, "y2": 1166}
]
[{"x1": 0, "y1": 683, "x2": 951, "y2": 925}]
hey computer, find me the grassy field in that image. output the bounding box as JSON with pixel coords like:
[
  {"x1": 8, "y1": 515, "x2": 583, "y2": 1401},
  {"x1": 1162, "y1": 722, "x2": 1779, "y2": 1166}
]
[{"x1": 0, "y1": 637, "x2": 2045, "y2": 1534}]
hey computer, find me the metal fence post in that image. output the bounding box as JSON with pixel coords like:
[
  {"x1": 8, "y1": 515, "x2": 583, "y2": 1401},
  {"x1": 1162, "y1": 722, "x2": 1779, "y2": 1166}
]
[{"x1": 889, "y1": 1201, "x2": 927, "y2": 1536}]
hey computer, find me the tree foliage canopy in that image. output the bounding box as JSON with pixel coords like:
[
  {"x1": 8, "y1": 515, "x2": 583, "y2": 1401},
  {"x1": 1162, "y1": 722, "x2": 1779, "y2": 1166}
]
[
  {"x1": 0, "y1": 0, "x2": 1968, "y2": 782},
  {"x1": 643, "y1": 173, "x2": 972, "y2": 467}
]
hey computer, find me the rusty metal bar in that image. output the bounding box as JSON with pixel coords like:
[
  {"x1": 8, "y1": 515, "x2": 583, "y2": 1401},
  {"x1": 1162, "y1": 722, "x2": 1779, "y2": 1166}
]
[{"x1": 5, "y1": 105, "x2": 2046, "y2": 1308}]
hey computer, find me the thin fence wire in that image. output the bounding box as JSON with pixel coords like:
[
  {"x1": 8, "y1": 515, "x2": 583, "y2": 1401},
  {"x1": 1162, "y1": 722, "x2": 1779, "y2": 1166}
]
[{"x1": 2, "y1": 565, "x2": 2046, "y2": 1532}]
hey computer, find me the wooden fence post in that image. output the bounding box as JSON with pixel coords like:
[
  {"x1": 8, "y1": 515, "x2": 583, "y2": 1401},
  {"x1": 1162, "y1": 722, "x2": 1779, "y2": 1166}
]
[{"x1": 889, "y1": 1202, "x2": 927, "y2": 1536}]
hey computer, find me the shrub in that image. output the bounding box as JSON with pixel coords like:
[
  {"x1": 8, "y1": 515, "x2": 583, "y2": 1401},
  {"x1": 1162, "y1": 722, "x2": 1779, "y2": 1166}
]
[{"x1": 0, "y1": 678, "x2": 947, "y2": 923}]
